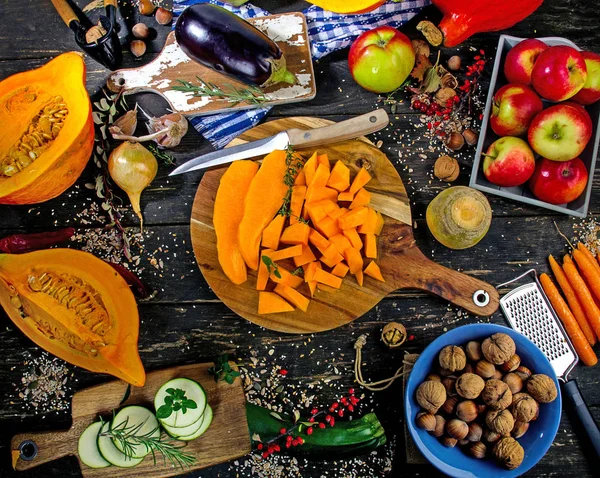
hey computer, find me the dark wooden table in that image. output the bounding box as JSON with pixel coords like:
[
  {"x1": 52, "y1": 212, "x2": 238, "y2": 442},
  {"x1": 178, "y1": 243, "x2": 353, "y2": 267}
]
[{"x1": 1, "y1": 1, "x2": 599, "y2": 477}]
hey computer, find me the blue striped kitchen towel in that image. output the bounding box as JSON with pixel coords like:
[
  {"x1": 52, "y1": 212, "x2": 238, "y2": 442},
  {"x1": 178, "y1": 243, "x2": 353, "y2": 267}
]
[{"x1": 173, "y1": 0, "x2": 430, "y2": 149}]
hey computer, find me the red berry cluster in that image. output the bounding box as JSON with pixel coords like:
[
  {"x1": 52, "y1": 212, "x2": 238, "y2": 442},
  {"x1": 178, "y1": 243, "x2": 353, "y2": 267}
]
[
  {"x1": 412, "y1": 98, "x2": 458, "y2": 121},
  {"x1": 459, "y1": 50, "x2": 487, "y2": 94}
]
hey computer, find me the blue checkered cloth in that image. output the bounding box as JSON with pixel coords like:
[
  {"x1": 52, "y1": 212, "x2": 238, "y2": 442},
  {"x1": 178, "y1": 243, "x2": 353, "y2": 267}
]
[{"x1": 173, "y1": 0, "x2": 430, "y2": 149}]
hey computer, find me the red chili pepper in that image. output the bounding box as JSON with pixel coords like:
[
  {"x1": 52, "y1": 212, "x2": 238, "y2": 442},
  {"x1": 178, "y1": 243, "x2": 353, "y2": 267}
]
[
  {"x1": 0, "y1": 228, "x2": 75, "y2": 254},
  {"x1": 107, "y1": 262, "x2": 149, "y2": 298}
]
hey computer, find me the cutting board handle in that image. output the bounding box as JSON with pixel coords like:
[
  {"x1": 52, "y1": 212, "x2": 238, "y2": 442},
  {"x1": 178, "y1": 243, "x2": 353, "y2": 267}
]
[{"x1": 11, "y1": 428, "x2": 76, "y2": 471}]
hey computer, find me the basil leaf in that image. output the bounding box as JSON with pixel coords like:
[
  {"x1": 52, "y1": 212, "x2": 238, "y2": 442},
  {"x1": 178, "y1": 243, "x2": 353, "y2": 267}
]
[
  {"x1": 156, "y1": 404, "x2": 173, "y2": 419},
  {"x1": 225, "y1": 375, "x2": 234, "y2": 384}
]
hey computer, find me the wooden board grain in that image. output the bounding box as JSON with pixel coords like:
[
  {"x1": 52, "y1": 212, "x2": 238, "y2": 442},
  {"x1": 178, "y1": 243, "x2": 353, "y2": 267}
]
[
  {"x1": 105, "y1": 13, "x2": 315, "y2": 116},
  {"x1": 190, "y1": 118, "x2": 500, "y2": 334},
  {"x1": 10, "y1": 363, "x2": 250, "y2": 477}
]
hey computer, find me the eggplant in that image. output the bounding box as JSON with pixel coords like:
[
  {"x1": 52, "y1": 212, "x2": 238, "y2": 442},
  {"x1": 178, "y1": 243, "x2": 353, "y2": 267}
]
[{"x1": 175, "y1": 4, "x2": 296, "y2": 87}]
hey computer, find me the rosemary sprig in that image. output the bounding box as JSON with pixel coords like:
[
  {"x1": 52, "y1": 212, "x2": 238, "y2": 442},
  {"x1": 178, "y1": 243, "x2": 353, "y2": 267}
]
[
  {"x1": 148, "y1": 143, "x2": 176, "y2": 166},
  {"x1": 102, "y1": 416, "x2": 197, "y2": 469},
  {"x1": 172, "y1": 77, "x2": 268, "y2": 107}
]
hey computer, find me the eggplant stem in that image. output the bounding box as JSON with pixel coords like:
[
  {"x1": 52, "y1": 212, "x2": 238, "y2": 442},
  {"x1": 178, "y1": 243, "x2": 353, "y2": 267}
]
[
  {"x1": 263, "y1": 56, "x2": 297, "y2": 88},
  {"x1": 112, "y1": 128, "x2": 170, "y2": 143}
]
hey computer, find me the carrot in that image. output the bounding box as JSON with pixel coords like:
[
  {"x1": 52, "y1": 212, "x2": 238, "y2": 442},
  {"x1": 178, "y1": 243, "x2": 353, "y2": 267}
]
[
  {"x1": 549, "y1": 255, "x2": 597, "y2": 345},
  {"x1": 563, "y1": 255, "x2": 600, "y2": 340},
  {"x1": 577, "y1": 243, "x2": 600, "y2": 276},
  {"x1": 540, "y1": 273, "x2": 597, "y2": 366},
  {"x1": 572, "y1": 249, "x2": 600, "y2": 302}
]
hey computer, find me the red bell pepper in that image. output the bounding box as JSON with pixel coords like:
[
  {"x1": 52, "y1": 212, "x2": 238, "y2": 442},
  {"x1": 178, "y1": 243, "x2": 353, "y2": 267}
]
[{"x1": 432, "y1": 0, "x2": 544, "y2": 47}]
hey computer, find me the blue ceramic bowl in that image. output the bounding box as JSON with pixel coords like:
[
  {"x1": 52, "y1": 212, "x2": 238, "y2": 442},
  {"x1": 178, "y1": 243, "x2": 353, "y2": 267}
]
[{"x1": 405, "y1": 324, "x2": 561, "y2": 478}]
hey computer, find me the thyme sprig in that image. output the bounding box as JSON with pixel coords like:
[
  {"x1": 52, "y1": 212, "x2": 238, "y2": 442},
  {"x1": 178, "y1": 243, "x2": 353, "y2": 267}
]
[
  {"x1": 278, "y1": 145, "x2": 307, "y2": 222},
  {"x1": 101, "y1": 416, "x2": 196, "y2": 469},
  {"x1": 148, "y1": 143, "x2": 176, "y2": 166},
  {"x1": 172, "y1": 77, "x2": 268, "y2": 107}
]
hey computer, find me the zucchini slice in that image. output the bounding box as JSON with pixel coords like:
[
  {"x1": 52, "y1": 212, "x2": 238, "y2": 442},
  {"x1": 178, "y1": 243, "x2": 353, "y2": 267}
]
[
  {"x1": 111, "y1": 405, "x2": 160, "y2": 459},
  {"x1": 154, "y1": 377, "x2": 207, "y2": 428},
  {"x1": 97, "y1": 421, "x2": 143, "y2": 468},
  {"x1": 161, "y1": 412, "x2": 205, "y2": 439},
  {"x1": 78, "y1": 421, "x2": 111, "y2": 469},
  {"x1": 177, "y1": 405, "x2": 213, "y2": 441}
]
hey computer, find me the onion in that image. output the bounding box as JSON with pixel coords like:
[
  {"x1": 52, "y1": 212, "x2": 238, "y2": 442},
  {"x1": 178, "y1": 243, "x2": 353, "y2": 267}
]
[{"x1": 108, "y1": 142, "x2": 158, "y2": 230}]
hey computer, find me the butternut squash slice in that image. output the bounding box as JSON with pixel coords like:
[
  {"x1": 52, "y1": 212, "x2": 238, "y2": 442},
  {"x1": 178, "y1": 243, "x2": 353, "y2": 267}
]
[
  {"x1": 238, "y1": 150, "x2": 288, "y2": 270},
  {"x1": 214, "y1": 160, "x2": 259, "y2": 285},
  {"x1": 274, "y1": 284, "x2": 310, "y2": 312},
  {"x1": 327, "y1": 160, "x2": 351, "y2": 192},
  {"x1": 349, "y1": 188, "x2": 371, "y2": 210},
  {"x1": 364, "y1": 261, "x2": 385, "y2": 282},
  {"x1": 314, "y1": 268, "x2": 343, "y2": 289},
  {"x1": 293, "y1": 245, "x2": 316, "y2": 267},
  {"x1": 331, "y1": 262, "x2": 349, "y2": 278},
  {"x1": 0, "y1": 249, "x2": 145, "y2": 386},
  {"x1": 262, "y1": 214, "x2": 287, "y2": 250},
  {"x1": 289, "y1": 185, "x2": 307, "y2": 225},
  {"x1": 258, "y1": 292, "x2": 294, "y2": 314},
  {"x1": 349, "y1": 167, "x2": 372, "y2": 194}
]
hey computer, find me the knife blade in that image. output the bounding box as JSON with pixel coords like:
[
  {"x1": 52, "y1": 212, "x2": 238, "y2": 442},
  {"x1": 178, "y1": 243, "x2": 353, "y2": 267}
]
[{"x1": 169, "y1": 109, "x2": 389, "y2": 176}]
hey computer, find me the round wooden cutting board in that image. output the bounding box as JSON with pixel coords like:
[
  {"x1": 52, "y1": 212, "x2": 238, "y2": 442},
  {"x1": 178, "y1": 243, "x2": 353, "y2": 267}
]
[{"x1": 191, "y1": 117, "x2": 499, "y2": 334}]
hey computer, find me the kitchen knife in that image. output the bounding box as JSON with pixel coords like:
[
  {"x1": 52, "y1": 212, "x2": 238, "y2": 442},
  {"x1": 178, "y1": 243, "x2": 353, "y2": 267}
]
[{"x1": 169, "y1": 109, "x2": 389, "y2": 176}]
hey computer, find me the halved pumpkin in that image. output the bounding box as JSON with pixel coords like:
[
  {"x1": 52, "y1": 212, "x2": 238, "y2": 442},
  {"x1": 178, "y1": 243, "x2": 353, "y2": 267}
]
[
  {"x1": 0, "y1": 249, "x2": 145, "y2": 386},
  {"x1": 0, "y1": 52, "x2": 94, "y2": 204},
  {"x1": 306, "y1": 0, "x2": 385, "y2": 14}
]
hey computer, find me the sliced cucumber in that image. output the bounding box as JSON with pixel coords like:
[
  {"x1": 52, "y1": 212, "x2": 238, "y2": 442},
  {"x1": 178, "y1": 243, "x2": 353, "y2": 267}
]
[
  {"x1": 111, "y1": 405, "x2": 160, "y2": 459},
  {"x1": 177, "y1": 405, "x2": 213, "y2": 441},
  {"x1": 162, "y1": 412, "x2": 205, "y2": 439},
  {"x1": 78, "y1": 421, "x2": 111, "y2": 469},
  {"x1": 97, "y1": 421, "x2": 143, "y2": 468},
  {"x1": 154, "y1": 377, "x2": 207, "y2": 428}
]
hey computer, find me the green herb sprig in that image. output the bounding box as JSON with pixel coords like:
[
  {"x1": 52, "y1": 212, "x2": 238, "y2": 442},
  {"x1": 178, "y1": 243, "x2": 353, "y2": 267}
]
[
  {"x1": 156, "y1": 388, "x2": 197, "y2": 419},
  {"x1": 208, "y1": 354, "x2": 241, "y2": 384},
  {"x1": 172, "y1": 77, "x2": 268, "y2": 107},
  {"x1": 278, "y1": 145, "x2": 307, "y2": 221},
  {"x1": 261, "y1": 255, "x2": 281, "y2": 279},
  {"x1": 148, "y1": 143, "x2": 176, "y2": 166}
]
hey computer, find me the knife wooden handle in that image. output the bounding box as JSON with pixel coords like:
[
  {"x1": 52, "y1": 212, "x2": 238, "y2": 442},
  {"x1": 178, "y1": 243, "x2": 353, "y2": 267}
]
[
  {"x1": 286, "y1": 109, "x2": 389, "y2": 149},
  {"x1": 50, "y1": 0, "x2": 79, "y2": 27}
]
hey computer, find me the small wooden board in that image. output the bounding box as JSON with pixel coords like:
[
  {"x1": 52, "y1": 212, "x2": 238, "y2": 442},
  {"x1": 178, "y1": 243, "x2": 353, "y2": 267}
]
[
  {"x1": 106, "y1": 13, "x2": 316, "y2": 116},
  {"x1": 10, "y1": 363, "x2": 250, "y2": 477},
  {"x1": 190, "y1": 117, "x2": 499, "y2": 334}
]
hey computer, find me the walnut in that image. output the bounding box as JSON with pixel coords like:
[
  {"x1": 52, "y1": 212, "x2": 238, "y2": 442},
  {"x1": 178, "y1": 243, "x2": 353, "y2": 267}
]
[
  {"x1": 434, "y1": 155, "x2": 459, "y2": 182},
  {"x1": 527, "y1": 374, "x2": 558, "y2": 403},
  {"x1": 511, "y1": 393, "x2": 539, "y2": 423},
  {"x1": 481, "y1": 379, "x2": 513, "y2": 410},
  {"x1": 482, "y1": 333, "x2": 516, "y2": 365},
  {"x1": 455, "y1": 373, "x2": 485, "y2": 399},
  {"x1": 438, "y1": 345, "x2": 466, "y2": 372},
  {"x1": 416, "y1": 20, "x2": 443, "y2": 47},
  {"x1": 493, "y1": 437, "x2": 524, "y2": 470},
  {"x1": 381, "y1": 321, "x2": 406, "y2": 348},
  {"x1": 416, "y1": 380, "x2": 447, "y2": 413},
  {"x1": 485, "y1": 409, "x2": 515, "y2": 435},
  {"x1": 435, "y1": 87, "x2": 457, "y2": 107}
]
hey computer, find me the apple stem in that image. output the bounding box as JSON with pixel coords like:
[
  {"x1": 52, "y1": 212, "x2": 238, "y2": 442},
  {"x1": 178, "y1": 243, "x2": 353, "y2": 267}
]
[
  {"x1": 554, "y1": 221, "x2": 575, "y2": 251},
  {"x1": 481, "y1": 153, "x2": 497, "y2": 160}
]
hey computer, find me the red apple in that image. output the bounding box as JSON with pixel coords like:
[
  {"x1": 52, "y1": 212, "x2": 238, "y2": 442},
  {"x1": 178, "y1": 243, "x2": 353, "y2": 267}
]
[
  {"x1": 490, "y1": 84, "x2": 543, "y2": 136},
  {"x1": 528, "y1": 104, "x2": 592, "y2": 161},
  {"x1": 348, "y1": 26, "x2": 415, "y2": 93},
  {"x1": 483, "y1": 137, "x2": 536, "y2": 187},
  {"x1": 504, "y1": 38, "x2": 548, "y2": 85},
  {"x1": 562, "y1": 101, "x2": 593, "y2": 131},
  {"x1": 572, "y1": 51, "x2": 600, "y2": 105},
  {"x1": 531, "y1": 46, "x2": 588, "y2": 101},
  {"x1": 529, "y1": 157, "x2": 588, "y2": 204}
]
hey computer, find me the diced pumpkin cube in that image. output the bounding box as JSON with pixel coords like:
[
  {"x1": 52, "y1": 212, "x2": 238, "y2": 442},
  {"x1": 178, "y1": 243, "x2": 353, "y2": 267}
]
[
  {"x1": 258, "y1": 291, "x2": 294, "y2": 314},
  {"x1": 358, "y1": 207, "x2": 378, "y2": 234},
  {"x1": 262, "y1": 214, "x2": 286, "y2": 250},
  {"x1": 364, "y1": 233, "x2": 377, "y2": 259},
  {"x1": 343, "y1": 247, "x2": 364, "y2": 274},
  {"x1": 327, "y1": 207, "x2": 345, "y2": 220},
  {"x1": 329, "y1": 234, "x2": 352, "y2": 252},
  {"x1": 289, "y1": 185, "x2": 307, "y2": 225},
  {"x1": 256, "y1": 249, "x2": 274, "y2": 291},
  {"x1": 317, "y1": 154, "x2": 330, "y2": 171},
  {"x1": 274, "y1": 284, "x2": 310, "y2": 312},
  {"x1": 314, "y1": 216, "x2": 341, "y2": 238},
  {"x1": 320, "y1": 254, "x2": 344, "y2": 268},
  {"x1": 305, "y1": 186, "x2": 338, "y2": 204},
  {"x1": 364, "y1": 261, "x2": 385, "y2": 282},
  {"x1": 309, "y1": 199, "x2": 338, "y2": 214},
  {"x1": 294, "y1": 168, "x2": 306, "y2": 186},
  {"x1": 304, "y1": 261, "x2": 321, "y2": 297},
  {"x1": 307, "y1": 280, "x2": 317, "y2": 297},
  {"x1": 314, "y1": 268, "x2": 343, "y2": 289},
  {"x1": 303, "y1": 152, "x2": 318, "y2": 186},
  {"x1": 349, "y1": 188, "x2": 371, "y2": 210},
  {"x1": 308, "y1": 228, "x2": 330, "y2": 252},
  {"x1": 280, "y1": 222, "x2": 310, "y2": 245},
  {"x1": 322, "y1": 242, "x2": 342, "y2": 260},
  {"x1": 293, "y1": 245, "x2": 316, "y2": 267},
  {"x1": 270, "y1": 265, "x2": 304, "y2": 289},
  {"x1": 338, "y1": 207, "x2": 368, "y2": 230},
  {"x1": 269, "y1": 244, "x2": 303, "y2": 261},
  {"x1": 306, "y1": 204, "x2": 327, "y2": 224},
  {"x1": 343, "y1": 228, "x2": 363, "y2": 250},
  {"x1": 309, "y1": 163, "x2": 330, "y2": 188},
  {"x1": 349, "y1": 167, "x2": 372, "y2": 194},
  {"x1": 374, "y1": 211, "x2": 385, "y2": 235},
  {"x1": 331, "y1": 262, "x2": 349, "y2": 278},
  {"x1": 338, "y1": 191, "x2": 354, "y2": 202},
  {"x1": 327, "y1": 160, "x2": 351, "y2": 192},
  {"x1": 354, "y1": 270, "x2": 364, "y2": 287}
]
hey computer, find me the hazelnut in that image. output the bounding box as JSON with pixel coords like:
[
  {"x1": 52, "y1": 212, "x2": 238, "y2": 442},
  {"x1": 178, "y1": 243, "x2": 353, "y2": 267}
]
[
  {"x1": 434, "y1": 155, "x2": 459, "y2": 182},
  {"x1": 503, "y1": 372, "x2": 523, "y2": 394},
  {"x1": 482, "y1": 333, "x2": 516, "y2": 365},
  {"x1": 446, "y1": 418, "x2": 469, "y2": 440},
  {"x1": 441, "y1": 377, "x2": 457, "y2": 395},
  {"x1": 466, "y1": 422, "x2": 483, "y2": 442},
  {"x1": 416, "y1": 412, "x2": 437, "y2": 431},
  {"x1": 481, "y1": 379, "x2": 513, "y2": 410},
  {"x1": 155, "y1": 7, "x2": 173, "y2": 25},
  {"x1": 416, "y1": 380, "x2": 447, "y2": 413},
  {"x1": 512, "y1": 420, "x2": 529, "y2": 439},
  {"x1": 482, "y1": 429, "x2": 501, "y2": 443},
  {"x1": 486, "y1": 409, "x2": 515, "y2": 436},
  {"x1": 511, "y1": 393, "x2": 539, "y2": 423},
  {"x1": 515, "y1": 365, "x2": 532, "y2": 381},
  {"x1": 492, "y1": 369, "x2": 504, "y2": 381},
  {"x1": 475, "y1": 360, "x2": 496, "y2": 379},
  {"x1": 476, "y1": 403, "x2": 487, "y2": 416},
  {"x1": 458, "y1": 438, "x2": 470, "y2": 447},
  {"x1": 439, "y1": 345, "x2": 466, "y2": 372},
  {"x1": 467, "y1": 441, "x2": 487, "y2": 459},
  {"x1": 455, "y1": 373, "x2": 485, "y2": 399},
  {"x1": 433, "y1": 415, "x2": 446, "y2": 437},
  {"x1": 130, "y1": 40, "x2": 146, "y2": 58},
  {"x1": 493, "y1": 437, "x2": 524, "y2": 470},
  {"x1": 447, "y1": 55, "x2": 462, "y2": 71},
  {"x1": 132, "y1": 23, "x2": 150, "y2": 39},
  {"x1": 441, "y1": 436, "x2": 458, "y2": 448},
  {"x1": 426, "y1": 373, "x2": 442, "y2": 382},
  {"x1": 446, "y1": 131, "x2": 465, "y2": 151},
  {"x1": 527, "y1": 374, "x2": 558, "y2": 403},
  {"x1": 441, "y1": 396, "x2": 459, "y2": 415},
  {"x1": 465, "y1": 341, "x2": 482, "y2": 361},
  {"x1": 456, "y1": 400, "x2": 478, "y2": 423},
  {"x1": 138, "y1": 0, "x2": 155, "y2": 16},
  {"x1": 381, "y1": 321, "x2": 406, "y2": 348},
  {"x1": 462, "y1": 128, "x2": 479, "y2": 146},
  {"x1": 501, "y1": 354, "x2": 521, "y2": 373}
]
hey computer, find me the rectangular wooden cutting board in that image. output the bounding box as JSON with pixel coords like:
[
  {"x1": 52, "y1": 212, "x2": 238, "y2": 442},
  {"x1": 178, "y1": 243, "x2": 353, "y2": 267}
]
[
  {"x1": 106, "y1": 13, "x2": 316, "y2": 116},
  {"x1": 11, "y1": 363, "x2": 250, "y2": 477}
]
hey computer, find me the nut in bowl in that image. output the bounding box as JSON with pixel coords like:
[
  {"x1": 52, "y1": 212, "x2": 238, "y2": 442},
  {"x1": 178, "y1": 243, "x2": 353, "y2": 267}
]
[{"x1": 405, "y1": 324, "x2": 561, "y2": 478}]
